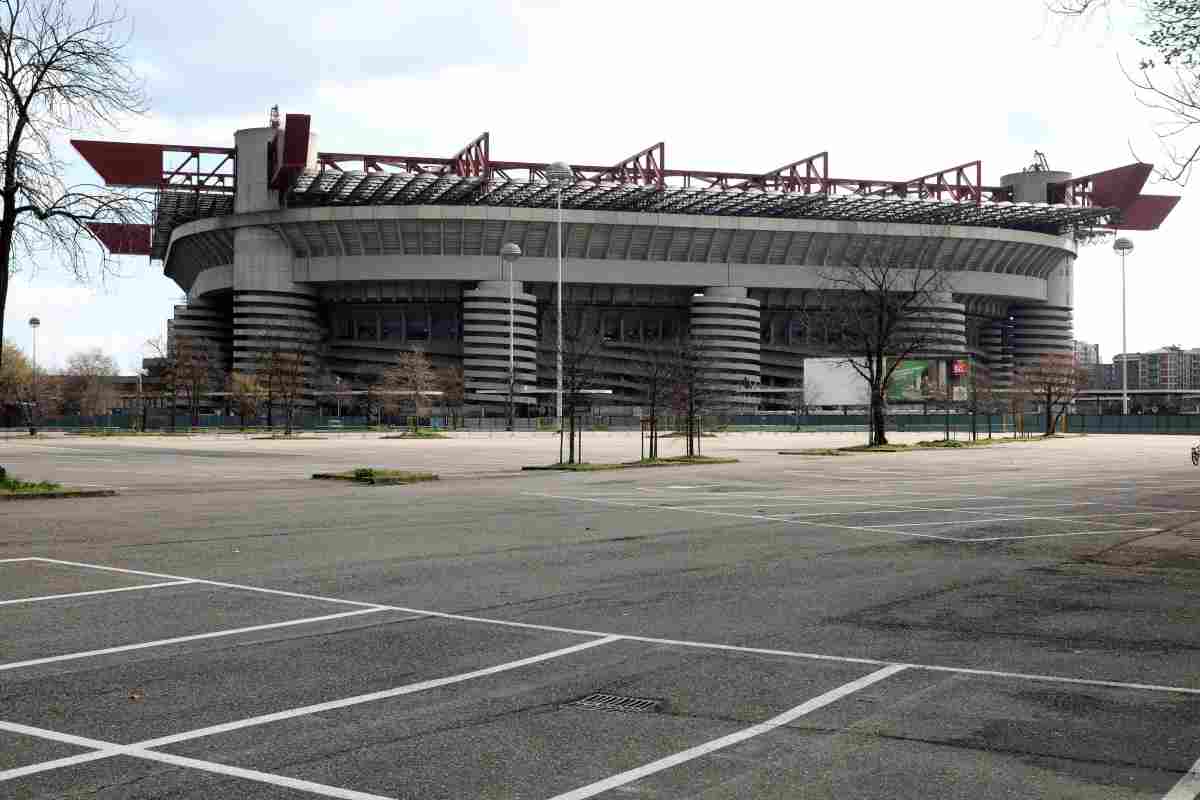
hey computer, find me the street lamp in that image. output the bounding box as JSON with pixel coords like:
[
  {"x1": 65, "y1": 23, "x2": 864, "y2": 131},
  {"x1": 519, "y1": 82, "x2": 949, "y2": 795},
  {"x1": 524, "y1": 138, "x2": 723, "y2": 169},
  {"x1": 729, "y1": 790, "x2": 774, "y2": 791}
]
[
  {"x1": 546, "y1": 161, "x2": 572, "y2": 430},
  {"x1": 27, "y1": 317, "x2": 40, "y2": 435},
  {"x1": 500, "y1": 241, "x2": 522, "y2": 431},
  {"x1": 1114, "y1": 237, "x2": 1134, "y2": 415}
]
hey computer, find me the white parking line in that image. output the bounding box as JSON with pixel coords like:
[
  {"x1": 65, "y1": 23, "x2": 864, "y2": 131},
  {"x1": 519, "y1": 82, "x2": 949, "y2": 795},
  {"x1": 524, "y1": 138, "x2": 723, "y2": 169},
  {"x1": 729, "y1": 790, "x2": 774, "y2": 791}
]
[
  {"x1": 0, "y1": 720, "x2": 397, "y2": 800},
  {"x1": 0, "y1": 580, "x2": 195, "y2": 606},
  {"x1": 964, "y1": 527, "x2": 1162, "y2": 542},
  {"x1": 0, "y1": 557, "x2": 39, "y2": 563},
  {"x1": 529, "y1": 492, "x2": 963, "y2": 542},
  {"x1": 0, "y1": 608, "x2": 389, "y2": 672},
  {"x1": 546, "y1": 664, "x2": 908, "y2": 800},
  {"x1": 1163, "y1": 753, "x2": 1200, "y2": 799},
  {"x1": 137, "y1": 635, "x2": 621, "y2": 748},
  {"x1": 23, "y1": 558, "x2": 1200, "y2": 696}
]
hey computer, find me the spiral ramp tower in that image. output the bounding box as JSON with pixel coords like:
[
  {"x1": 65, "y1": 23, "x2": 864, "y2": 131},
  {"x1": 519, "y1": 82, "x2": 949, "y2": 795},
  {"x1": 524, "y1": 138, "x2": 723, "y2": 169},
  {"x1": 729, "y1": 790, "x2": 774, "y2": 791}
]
[
  {"x1": 462, "y1": 281, "x2": 539, "y2": 407},
  {"x1": 689, "y1": 287, "x2": 761, "y2": 408}
]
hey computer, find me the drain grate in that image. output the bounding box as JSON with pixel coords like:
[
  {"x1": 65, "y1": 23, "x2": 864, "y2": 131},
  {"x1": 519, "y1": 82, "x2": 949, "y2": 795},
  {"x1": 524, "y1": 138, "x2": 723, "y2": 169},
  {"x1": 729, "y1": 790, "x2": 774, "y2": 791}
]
[{"x1": 571, "y1": 693, "x2": 663, "y2": 713}]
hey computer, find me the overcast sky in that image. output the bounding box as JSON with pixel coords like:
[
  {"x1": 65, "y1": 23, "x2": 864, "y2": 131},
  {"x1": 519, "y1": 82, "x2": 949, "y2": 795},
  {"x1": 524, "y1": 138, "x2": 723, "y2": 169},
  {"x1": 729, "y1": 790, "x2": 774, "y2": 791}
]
[{"x1": 2, "y1": 0, "x2": 1187, "y2": 372}]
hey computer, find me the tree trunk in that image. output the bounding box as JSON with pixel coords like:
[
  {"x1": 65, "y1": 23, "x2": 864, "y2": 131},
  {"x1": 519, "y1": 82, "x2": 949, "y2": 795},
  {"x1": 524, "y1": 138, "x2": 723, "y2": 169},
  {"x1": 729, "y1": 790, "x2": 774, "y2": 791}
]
[{"x1": 871, "y1": 392, "x2": 888, "y2": 446}]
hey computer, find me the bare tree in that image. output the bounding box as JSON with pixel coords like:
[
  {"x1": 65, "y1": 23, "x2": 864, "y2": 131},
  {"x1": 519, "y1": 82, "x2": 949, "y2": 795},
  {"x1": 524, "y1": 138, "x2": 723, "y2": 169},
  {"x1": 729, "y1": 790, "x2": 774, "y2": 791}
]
[
  {"x1": 0, "y1": 0, "x2": 149, "y2": 366},
  {"x1": 227, "y1": 371, "x2": 262, "y2": 430},
  {"x1": 558, "y1": 310, "x2": 605, "y2": 465},
  {"x1": 438, "y1": 364, "x2": 465, "y2": 429},
  {"x1": 806, "y1": 241, "x2": 949, "y2": 446},
  {"x1": 384, "y1": 350, "x2": 437, "y2": 432},
  {"x1": 261, "y1": 346, "x2": 305, "y2": 435},
  {"x1": 172, "y1": 336, "x2": 221, "y2": 427},
  {"x1": 1014, "y1": 353, "x2": 1089, "y2": 435},
  {"x1": 62, "y1": 346, "x2": 117, "y2": 417},
  {"x1": 635, "y1": 344, "x2": 677, "y2": 460},
  {"x1": 145, "y1": 335, "x2": 179, "y2": 431},
  {"x1": 669, "y1": 338, "x2": 723, "y2": 458},
  {"x1": 1050, "y1": 0, "x2": 1200, "y2": 182}
]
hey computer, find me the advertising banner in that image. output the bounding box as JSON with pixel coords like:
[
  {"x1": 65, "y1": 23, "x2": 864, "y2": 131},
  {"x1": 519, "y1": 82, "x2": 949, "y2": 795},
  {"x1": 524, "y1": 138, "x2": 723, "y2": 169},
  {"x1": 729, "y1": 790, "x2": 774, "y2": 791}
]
[{"x1": 887, "y1": 360, "x2": 933, "y2": 402}]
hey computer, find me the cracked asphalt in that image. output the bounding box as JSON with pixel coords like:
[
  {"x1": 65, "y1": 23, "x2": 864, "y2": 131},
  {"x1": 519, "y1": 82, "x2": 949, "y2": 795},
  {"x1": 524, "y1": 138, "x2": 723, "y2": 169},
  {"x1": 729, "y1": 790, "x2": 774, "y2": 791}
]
[{"x1": 2, "y1": 431, "x2": 1200, "y2": 798}]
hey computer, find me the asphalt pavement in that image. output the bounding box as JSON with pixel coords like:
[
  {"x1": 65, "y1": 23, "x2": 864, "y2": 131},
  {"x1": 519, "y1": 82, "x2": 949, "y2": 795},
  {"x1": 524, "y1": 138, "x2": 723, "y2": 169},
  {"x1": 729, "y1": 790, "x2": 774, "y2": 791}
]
[{"x1": 2, "y1": 432, "x2": 1200, "y2": 799}]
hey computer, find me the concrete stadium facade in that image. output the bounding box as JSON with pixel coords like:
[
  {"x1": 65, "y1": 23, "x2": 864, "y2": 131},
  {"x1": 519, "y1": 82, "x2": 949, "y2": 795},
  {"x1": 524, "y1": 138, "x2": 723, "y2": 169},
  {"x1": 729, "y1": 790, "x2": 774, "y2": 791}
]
[{"x1": 91, "y1": 122, "x2": 1165, "y2": 413}]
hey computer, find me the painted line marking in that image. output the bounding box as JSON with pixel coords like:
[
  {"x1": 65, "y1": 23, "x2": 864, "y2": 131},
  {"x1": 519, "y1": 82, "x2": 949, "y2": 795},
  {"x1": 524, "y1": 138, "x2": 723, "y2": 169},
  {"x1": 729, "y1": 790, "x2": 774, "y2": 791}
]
[
  {"x1": 30, "y1": 557, "x2": 384, "y2": 609},
  {"x1": 27, "y1": 559, "x2": 1200, "y2": 696},
  {"x1": 527, "y1": 492, "x2": 962, "y2": 541},
  {"x1": 546, "y1": 665, "x2": 908, "y2": 800},
  {"x1": 962, "y1": 527, "x2": 1162, "y2": 543},
  {"x1": 0, "y1": 557, "x2": 39, "y2": 564},
  {"x1": 137, "y1": 635, "x2": 622, "y2": 748},
  {"x1": 0, "y1": 721, "x2": 397, "y2": 800},
  {"x1": 0, "y1": 580, "x2": 195, "y2": 606},
  {"x1": 1162, "y1": 753, "x2": 1200, "y2": 799},
  {"x1": 534, "y1": 493, "x2": 1176, "y2": 543},
  {"x1": 0, "y1": 608, "x2": 389, "y2": 672}
]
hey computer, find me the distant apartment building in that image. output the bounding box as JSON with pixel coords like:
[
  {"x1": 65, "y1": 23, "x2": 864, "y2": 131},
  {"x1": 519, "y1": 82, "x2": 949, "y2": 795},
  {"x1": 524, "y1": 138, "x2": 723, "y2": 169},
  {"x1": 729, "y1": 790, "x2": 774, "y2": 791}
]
[
  {"x1": 1073, "y1": 340, "x2": 1100, "y2": 366},
  {"x1": 1108, "y1": 346, "x2": 1200, "y2": 390}
]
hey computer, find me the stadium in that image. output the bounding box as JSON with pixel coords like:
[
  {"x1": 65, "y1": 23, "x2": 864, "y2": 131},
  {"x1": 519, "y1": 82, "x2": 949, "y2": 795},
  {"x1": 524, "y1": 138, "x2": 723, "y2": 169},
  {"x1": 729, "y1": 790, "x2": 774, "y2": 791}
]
[{"x1": 74, "y1": 114, "x2": 1178, "y2": 414}]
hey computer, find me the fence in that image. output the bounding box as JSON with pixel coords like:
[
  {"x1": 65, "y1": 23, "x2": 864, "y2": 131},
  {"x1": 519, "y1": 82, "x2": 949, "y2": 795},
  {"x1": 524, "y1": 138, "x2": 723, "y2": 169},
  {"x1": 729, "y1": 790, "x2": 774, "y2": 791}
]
[{"x1": 9, "y1": 411, "x2": 1200, "y2": 437}]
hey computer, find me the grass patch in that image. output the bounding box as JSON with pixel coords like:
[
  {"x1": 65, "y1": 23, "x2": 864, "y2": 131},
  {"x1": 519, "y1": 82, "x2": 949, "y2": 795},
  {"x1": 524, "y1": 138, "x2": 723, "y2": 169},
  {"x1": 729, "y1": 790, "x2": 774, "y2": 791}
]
[
  {"x1": 1, "y1": 474, "x2": 62, "y2": 494},
  {"x1": 312, "y1": 467, "x2": 439, "y2": 485},
  {"x1": 782, "y1": 435, "x2": 1073, "y2": 456},
  {"x1": 523, "y1": 455, "x2": 737, "y2": 472},
  {"x1": 252, "y1": 434, "x2": 327, "y2": 440},
  {"x1": 379, "y1": 429, "x2": 449, "y2": 439}
]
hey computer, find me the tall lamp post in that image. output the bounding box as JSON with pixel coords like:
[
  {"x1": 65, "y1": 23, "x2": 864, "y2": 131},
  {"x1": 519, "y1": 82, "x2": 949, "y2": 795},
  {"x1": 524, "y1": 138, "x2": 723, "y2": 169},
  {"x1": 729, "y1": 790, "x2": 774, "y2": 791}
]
[
  {"x1": 500, "y1": 242, "x2": 522, "y2": 431},
  {"x1": 1113, "y1": 237, "x2": 1134, "y2": 415},
  {"x1": 27, "y1": 316, "x2": 40, "y2": 436},
  {"x1": 546, "y1": 161, "x2": 572, "y2": 430}
]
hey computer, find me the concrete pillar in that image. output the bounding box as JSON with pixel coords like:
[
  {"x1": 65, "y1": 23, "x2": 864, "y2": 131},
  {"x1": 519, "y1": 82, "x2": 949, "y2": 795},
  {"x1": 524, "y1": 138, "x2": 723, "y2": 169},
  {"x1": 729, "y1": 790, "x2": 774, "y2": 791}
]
[
  {"x1": 169, "y1": 299, "x2": 232, "y2": 374},
  {"x1": 690, "y1": 286, "x2": 760, "y2": 407},
  {"x1": 230, "y1": 127, "x2": 320, "y2": 383},
  {"x1": 979, "y1": 319, "x2": 1013, "y2": 390},
  {"x1": 895, "y1": 292, "x2": 967, "y2": 358},
  {"x1": 1009, "y1": 255, "x2": 1074, "y2": 367},
  {"x1": 462, "y1": 280, "x2": 538, "y2": 406}
]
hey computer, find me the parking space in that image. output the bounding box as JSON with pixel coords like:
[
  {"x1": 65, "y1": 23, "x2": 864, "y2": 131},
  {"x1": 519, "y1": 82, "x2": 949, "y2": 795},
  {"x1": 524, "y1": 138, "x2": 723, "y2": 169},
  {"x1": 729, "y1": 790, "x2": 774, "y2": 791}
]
[
  {"x1": 3, "y1": 555, "x2": 1200, "y2": 799},
  {"x1": 5, "y1": 434, "x2": 1200, "y2": 797}
]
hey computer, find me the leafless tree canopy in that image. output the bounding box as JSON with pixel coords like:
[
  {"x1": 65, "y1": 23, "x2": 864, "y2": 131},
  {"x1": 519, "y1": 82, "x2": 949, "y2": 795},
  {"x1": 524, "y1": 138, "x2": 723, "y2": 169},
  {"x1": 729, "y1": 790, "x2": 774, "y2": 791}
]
[
  {"x1": 806, "y1": 237, "x2": 949, "y2": 446},
  {"x1": 62, "y1": 345, "x2": 117, "y2": 416},
  {"x1": 227, "y1": 371, "x2": 263, "y2": 429},
  {"x1": 384, "y1": 350, "x2": 438, "y2": 424},
  {"x1": 1014, "y1": 352, "x2": 1089, "y2": 434},
  {"x1": 0, "y1": 0, "x2": 149, "y2": 369},
  {"x1": 258, "y1": 346, "x2": 306, "y2": 435},
  {"x1": 1050, "y1": 0, "x2": 1200, "y2": 182}
]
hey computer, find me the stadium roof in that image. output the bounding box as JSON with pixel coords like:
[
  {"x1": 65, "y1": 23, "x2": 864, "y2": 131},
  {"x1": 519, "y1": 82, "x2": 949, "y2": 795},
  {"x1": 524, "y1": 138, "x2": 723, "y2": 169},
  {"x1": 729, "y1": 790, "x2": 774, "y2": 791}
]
[{"x1": 72, "y1": 119, "x2": 1179, "y2": 259}]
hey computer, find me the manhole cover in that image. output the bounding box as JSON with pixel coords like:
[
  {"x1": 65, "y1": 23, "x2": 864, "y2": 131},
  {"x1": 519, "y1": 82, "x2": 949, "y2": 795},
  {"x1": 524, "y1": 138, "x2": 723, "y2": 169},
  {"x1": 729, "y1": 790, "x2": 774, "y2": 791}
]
[{"x1": 571, "y1": 693, "x2": 663, "y2": 713}]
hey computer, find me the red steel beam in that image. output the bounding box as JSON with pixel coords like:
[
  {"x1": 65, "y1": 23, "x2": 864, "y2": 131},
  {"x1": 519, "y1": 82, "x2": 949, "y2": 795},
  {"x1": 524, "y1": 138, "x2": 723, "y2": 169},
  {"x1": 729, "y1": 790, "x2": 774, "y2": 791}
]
[
  {"x1": 588, "y1": 142, "x2": 665, "y2": 188},
  {"x1": 445, "y1": 131, "x2": 490, "y2": 181},
  {"x1": 730, "y1": 152, "x2": 829, "y2": 193},
  {"x1": 882, "y1": 160, "x2": 982, "y2": 205},
  {"x1": 85, "y1": 222, "x2": 152, "y2": 256},
  {"x1": 72, "y1": 140, "x2": 236, "y2": 191}
]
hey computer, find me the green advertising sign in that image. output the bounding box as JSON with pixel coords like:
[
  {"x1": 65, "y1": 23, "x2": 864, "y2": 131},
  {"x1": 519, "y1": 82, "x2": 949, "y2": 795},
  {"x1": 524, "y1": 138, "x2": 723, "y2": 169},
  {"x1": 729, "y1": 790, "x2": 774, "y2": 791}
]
[{"x1": 887, "y1": 359, "x2": 933, "y2": 402}]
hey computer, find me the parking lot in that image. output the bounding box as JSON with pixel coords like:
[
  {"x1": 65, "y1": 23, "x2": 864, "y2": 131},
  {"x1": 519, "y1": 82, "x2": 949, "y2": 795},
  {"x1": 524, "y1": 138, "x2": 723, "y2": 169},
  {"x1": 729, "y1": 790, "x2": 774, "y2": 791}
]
[{"x1": 2, "y1": 432, "x2": 1200, "y2": 798}]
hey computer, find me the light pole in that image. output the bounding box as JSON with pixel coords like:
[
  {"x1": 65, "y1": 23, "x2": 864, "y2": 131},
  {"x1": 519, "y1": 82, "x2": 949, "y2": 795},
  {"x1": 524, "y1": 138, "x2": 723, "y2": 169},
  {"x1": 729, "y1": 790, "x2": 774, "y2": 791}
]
[
  {"x1": 546, "y1": 161, "x2": 572, "y2": 430},
  {"x1": 335, "y1": 376, "x2": 342, "y2": 418},
  {"x1": 1114, "y1": 237, "x2": 1134, "y2": 415},
  {"x1": 500, "y1": 242, "x2": 522, "y2": 431},
  {"x1": 27, "y1": 317, "x2": 40, "y2": 436}
]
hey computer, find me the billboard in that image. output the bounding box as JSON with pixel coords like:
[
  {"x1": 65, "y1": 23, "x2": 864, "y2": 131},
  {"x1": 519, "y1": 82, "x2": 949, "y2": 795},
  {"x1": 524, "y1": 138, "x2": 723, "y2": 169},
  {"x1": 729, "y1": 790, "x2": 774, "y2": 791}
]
[
  {"x1": 803, "y1": 358, "x2": 870, "y2": 406},
  {"x1": 887, "y1": 360, "x2": 934, "y2": 402}
]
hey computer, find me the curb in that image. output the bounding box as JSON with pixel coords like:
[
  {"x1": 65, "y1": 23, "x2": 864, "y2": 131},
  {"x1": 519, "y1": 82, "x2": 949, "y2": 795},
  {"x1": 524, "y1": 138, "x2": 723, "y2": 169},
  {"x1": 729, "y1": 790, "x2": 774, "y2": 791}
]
[{"x1": 0, "y1": 489, "x2": 118, "y2": 501}]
